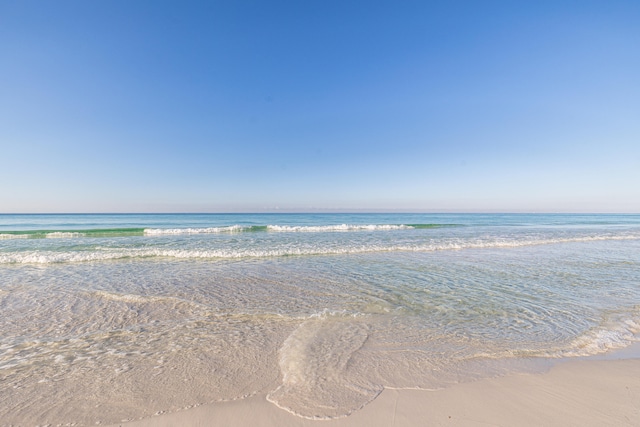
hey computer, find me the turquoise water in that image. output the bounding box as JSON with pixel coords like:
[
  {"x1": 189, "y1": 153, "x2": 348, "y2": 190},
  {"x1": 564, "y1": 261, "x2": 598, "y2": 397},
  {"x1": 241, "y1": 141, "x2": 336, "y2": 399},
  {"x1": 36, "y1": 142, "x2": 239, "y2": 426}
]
[{"x1": 1, "y1": 213, "x2": 640, "y2": 423}]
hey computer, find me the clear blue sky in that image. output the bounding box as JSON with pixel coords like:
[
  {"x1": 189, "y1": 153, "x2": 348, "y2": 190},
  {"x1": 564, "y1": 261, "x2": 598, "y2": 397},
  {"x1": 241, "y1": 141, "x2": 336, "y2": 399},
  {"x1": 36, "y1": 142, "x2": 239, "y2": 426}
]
[{"x1": 1, "y1": 0, "x2": 639, "y2": 212}]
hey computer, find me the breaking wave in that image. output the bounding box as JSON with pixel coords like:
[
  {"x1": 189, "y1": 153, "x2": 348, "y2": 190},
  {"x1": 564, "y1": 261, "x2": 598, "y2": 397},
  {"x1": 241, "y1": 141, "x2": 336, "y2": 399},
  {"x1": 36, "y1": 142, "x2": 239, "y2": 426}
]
[
  {"x1": 0, "y1": 228, "x2": 145, "y2": 239},
  {"x1": 0, "y1": 224, "x2": 455, "y2": 239},
  {"x1": 2, "y1": 233, "x2": 639, "y2": 264}
]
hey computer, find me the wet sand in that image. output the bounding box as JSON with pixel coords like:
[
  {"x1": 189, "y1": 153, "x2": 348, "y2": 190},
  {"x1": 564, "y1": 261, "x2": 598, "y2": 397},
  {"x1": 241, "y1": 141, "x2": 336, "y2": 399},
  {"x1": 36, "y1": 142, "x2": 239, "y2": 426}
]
[{"x1": 111, "y1": 357, "x2": 640, "y2": 427}]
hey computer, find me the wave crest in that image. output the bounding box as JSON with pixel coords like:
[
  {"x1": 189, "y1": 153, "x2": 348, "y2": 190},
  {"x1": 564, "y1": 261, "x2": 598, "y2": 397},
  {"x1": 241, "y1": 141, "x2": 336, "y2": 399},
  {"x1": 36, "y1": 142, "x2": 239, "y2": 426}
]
[{"x1": 2, "y1": 234, "x2": 638, "y2": 264}]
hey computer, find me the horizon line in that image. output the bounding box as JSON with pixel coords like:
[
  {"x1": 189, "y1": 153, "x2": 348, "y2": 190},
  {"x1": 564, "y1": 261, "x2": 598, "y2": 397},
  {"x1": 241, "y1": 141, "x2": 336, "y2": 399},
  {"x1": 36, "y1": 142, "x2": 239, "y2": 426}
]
[{"x1": 1, "y1": 211, "x2": 639, "y2": 215}]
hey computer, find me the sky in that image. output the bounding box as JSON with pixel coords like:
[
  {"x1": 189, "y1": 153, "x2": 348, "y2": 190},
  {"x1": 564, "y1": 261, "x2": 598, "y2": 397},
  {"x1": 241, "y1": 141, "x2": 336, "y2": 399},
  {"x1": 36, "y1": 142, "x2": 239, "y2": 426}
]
[{"x1": 1, "y1": 0, "x2": 639, "y2": 213}]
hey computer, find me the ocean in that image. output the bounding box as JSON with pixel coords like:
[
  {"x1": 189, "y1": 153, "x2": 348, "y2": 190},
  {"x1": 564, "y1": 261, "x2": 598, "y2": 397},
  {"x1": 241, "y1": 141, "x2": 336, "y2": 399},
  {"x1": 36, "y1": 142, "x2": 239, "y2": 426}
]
[{"x1": 1, "y1": 213, "x2": 640, "y2": 424}]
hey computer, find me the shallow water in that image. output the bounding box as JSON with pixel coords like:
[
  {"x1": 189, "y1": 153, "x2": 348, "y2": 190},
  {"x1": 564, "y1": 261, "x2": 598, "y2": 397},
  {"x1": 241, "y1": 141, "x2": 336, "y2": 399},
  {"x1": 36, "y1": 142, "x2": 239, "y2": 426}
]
[{"x1": 1, "y1": 214, "x2": 639, "y2": 424}]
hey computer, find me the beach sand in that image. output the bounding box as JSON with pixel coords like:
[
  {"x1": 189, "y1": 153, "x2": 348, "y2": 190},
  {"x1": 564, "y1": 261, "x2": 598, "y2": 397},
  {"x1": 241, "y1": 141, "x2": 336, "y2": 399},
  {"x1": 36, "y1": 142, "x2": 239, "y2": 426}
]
[{"x1": 110, "y1": 357, "x2": 640, "y2": 427}]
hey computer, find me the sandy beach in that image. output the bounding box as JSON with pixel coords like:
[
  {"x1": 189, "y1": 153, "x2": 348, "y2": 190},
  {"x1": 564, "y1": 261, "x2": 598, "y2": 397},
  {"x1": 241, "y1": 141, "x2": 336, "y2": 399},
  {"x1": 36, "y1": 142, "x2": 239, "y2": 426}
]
[
  {"x1": 3, "y1": 214, "x2": 640, "y2": 426},
  {"x1": 111, "y1": 357, "x2": 640, "y2": 427}
]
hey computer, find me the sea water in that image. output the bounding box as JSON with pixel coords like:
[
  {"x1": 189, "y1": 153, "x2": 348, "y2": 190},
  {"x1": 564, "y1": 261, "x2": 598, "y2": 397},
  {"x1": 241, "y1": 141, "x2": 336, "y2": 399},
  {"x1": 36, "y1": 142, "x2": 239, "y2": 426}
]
[{"x1": 1, "y1": 213, "x2": 640, "y2": 424}]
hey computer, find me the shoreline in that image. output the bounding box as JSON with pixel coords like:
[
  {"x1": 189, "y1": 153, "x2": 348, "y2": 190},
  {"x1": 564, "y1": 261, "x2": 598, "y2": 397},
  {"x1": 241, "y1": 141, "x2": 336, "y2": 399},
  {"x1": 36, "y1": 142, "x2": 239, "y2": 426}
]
[
  {"x1": 3, "y1": 214, "x2": 639, "y2": 426},
  {"x1": 110, "y1": 353, "x2": 640, "y2": 427}
]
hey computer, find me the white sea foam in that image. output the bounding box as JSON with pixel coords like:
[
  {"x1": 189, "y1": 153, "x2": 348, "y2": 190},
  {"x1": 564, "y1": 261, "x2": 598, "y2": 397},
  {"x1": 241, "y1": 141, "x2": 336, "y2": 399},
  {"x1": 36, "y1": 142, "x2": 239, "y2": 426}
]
[
  {"x1": 45, "y1": 232, "x2": 85, "y2": 238},
  {"x1": 143, "y1": 224, "x2": 412, "y2": 235},
  {"x1": 494, "y1": 312, "x2": 640, "y2": 359},
  {"x1": 144, "y1": 225, "x2": 248, "y2": 235},
  {"x1": 0, "y1": 232, "x2": 85, "y2": 239},
  {"x1": 0, "y1": 234, "x2": 28, "y2": 240},
  {"x1": 560, "y1": 316, "x2": 640, "y2": 357},
  {"x1": 265, "y1": 224, "x2": 412, "y2": 232},
  {"x1": 1, "y1": 234, "x2": 639, "y2": 264}
]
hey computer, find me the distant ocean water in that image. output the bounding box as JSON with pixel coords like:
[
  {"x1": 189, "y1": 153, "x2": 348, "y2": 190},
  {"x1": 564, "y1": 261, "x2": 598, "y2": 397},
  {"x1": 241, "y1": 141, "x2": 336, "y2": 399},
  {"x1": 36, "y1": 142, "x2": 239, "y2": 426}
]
[{"x1": 1, "y1": 213, "x2": 640, "y2": 423}]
